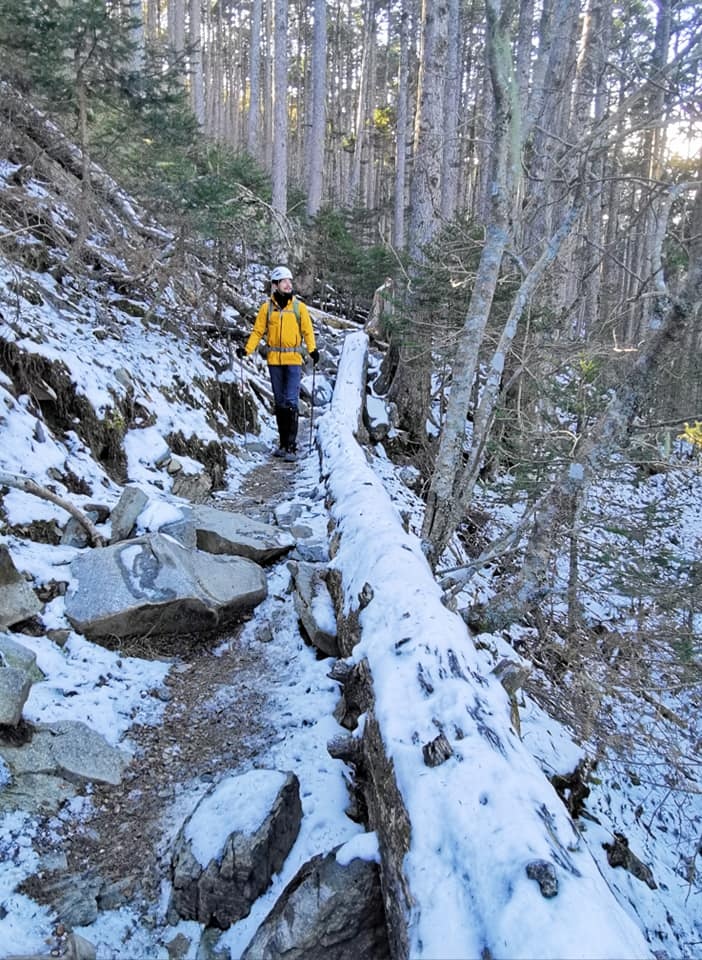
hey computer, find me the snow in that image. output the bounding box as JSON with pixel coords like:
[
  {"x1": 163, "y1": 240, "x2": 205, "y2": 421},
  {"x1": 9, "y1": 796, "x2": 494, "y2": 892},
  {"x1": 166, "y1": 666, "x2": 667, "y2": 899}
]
[
  {"x1": 0, "y1": 237, "x2": 701, "y2": 959},
  {"x1": 18, "y1": 631, "x2": 169, "y2": 748},
  {"x1": 184, "y1": 770, "x2": 288, "y2": 865},
  {"x1": 336, "y1": 830, "x2": 380, "y2": 865}
]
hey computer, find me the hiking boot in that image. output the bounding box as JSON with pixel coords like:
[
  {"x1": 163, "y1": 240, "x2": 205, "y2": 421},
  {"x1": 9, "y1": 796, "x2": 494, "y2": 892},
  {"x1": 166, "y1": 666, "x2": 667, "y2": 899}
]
[
  {"x1": 283, "y1": 449, "x2": 297, "y2": 462},
  {"x1": 272, "y1": 446, "x2": 286, "y2": 458}
]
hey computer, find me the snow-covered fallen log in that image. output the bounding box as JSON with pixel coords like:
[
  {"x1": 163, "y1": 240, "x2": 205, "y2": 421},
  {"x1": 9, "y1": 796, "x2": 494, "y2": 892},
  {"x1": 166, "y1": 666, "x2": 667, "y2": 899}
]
[{"x1": 317, "y1": 331, "x2": 652, "y2": 960}]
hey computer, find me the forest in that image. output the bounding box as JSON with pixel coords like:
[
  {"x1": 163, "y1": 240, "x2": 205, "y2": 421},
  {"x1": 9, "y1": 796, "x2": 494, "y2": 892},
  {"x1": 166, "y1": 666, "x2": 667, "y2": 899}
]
[
  {"x1": 2, "y1": 0, "x2": 700, "y2": 542},
  {"x1": 0, "y1": 1, "x2": 701, "y2": 957}
]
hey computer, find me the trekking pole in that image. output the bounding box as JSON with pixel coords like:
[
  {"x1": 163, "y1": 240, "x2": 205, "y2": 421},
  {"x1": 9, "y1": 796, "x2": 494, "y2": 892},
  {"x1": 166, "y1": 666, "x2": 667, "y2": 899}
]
[{"x1": 308, "y1": 363, "x2": 316, "y2": 453}]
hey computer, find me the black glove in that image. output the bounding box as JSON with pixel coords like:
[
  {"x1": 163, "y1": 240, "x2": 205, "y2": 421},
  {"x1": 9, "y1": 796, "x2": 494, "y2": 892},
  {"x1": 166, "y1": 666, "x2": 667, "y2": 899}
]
[
  {"x1": 236, "y1": 346, "x2": 247, "y2": 360},
  {"x1": 310, "y1": 349, "x2": 320, "y2": 365}
]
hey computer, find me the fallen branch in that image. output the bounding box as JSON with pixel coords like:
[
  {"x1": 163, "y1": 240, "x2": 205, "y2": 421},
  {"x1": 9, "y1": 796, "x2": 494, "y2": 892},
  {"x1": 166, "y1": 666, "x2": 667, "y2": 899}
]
[{"x1": 0, "y1": 471, "x2": 105, "y2": 547}]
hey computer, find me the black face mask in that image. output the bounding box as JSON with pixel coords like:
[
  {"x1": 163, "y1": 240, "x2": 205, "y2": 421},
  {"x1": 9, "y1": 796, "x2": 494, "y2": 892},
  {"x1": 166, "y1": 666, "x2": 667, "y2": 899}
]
[{"x1": 273, "y1": 288, "x2": 292, "y2": 308}]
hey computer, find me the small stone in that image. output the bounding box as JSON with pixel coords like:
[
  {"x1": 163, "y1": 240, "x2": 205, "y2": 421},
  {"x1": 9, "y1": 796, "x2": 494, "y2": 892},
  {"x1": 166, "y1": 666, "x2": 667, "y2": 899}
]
[
  {"x1": 526, "y1": 859, "x2": 558, "y2": 897},
  {"x1": 422, "y1": 732, "x2": 453, "y2": 767}
]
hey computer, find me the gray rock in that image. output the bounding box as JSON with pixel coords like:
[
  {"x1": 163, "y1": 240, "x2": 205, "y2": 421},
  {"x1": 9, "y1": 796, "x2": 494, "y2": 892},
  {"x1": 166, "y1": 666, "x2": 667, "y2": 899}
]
[
  {"x1": 195, "y1": 927, "x2": 229, "y2": 960},
  {"x1": 64, "y1": 532, "x2": 267, "y2": 640},
  {"x1": 0, "y1": 633, "x2": 43, "y2": 679},
  {"x1": 241, "y1": 847, "x2": 390, "y2": 960},
  {"x1": 6, "y1": 931, "x2": 97, "y2": 960},
  {"x1": 68, "y1": 933, "x2": 97, "y2": 960},
  {"x1": 84, "y1": 503, "x2": 111, "y2": 523},
  {"x1": 109, "y1": 484, "x2": 149, "y2": 543},
  {"x1": 50, "y1": 872, "x2": 102, "y2": 927},
  {"x1": 0, "y1": 771, "x2": 79, "y2": 815},
  {"x1": 169, "y1": 769, "x2": 302, "y2": 929},
  {"x1": 0, "y1": 667, "x2": 32, "y2": 726},
  {"x1": 526, "y1": 859, "x2": 559, "y2": 898},
  {"x1": 61, "y1": 516, "x2": 91, "y2": 548},
  {"x1": 0, "y1": 720, "x2": 128, "y2": 786},
  {"x1": 171, "y1": 466, "x2": 212, "y2": 503},
  {"x1": 290, "y1": 562, "x2": 339, "y2": 657},
  {"x1": 289, "y1": 523, "x2": 314, "y2": 541},
  {"x1": 161, "y1": 506, "x2": 295, "y2": 564},
  {"x1": 365, "y1": 395, "x2": 391, "y2": 442},
  {"x1": 294, "y1": 542, "x2": 330, "y2": 564},
  {"x1": 97, "y1": 875, "x2": 139, "y2": 910},
  {"x1": 0, "y1": 545, "x2": 42, "y2": 628}
]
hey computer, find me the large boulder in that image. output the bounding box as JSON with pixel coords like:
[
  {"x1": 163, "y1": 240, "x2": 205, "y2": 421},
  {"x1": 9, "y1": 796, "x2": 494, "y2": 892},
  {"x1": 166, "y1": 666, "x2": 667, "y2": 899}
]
[
  {"x1": 169, "y1": 769, "x2": 302, "y2": 929},
  {"x1": 241, "y1": 847, "x2": 390, "y2": 960},
  {"x1": 64, "y1": 533, "x2": 267, "y2": 640},
  {"x1": 162, "y1": 505, "x2": 295, "y2": 564}
]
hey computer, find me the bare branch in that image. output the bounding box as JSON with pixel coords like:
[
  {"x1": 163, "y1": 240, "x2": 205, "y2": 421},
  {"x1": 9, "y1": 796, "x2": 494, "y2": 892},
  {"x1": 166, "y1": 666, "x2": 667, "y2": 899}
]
[{"x1": 0, "y1": 471, "x2": 105, "y2": 546}]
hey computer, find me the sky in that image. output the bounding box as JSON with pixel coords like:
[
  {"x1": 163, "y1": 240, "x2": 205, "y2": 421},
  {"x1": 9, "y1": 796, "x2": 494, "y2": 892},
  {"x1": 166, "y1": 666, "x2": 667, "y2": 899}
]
[{"x1": 1, "y1": 156, "x2": 702, "y2": 959}]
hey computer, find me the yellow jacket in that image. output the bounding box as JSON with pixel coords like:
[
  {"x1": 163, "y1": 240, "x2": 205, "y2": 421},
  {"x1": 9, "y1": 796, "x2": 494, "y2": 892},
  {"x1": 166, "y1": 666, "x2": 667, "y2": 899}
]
[{"x1": 245, "y1": 296, "x2": 316, "y2": 366}]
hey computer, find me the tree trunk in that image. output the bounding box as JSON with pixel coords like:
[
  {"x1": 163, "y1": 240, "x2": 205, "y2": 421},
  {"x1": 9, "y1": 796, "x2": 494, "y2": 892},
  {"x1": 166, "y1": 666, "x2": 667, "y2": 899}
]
[
  {"x1": 422, "y1": 0, "x2": 518, "y2": 557},
  {"x1": 263, "y1": 0, "x2": 274, "y2": 168},
  {"x1": 145, "y1": 0, "x2": 159, "y2": 40},
  {"x1": 347, "y1": 0, "x2": 376, "y2": 207},
  {"x1": 247, "y1": 0, "x2": 263, "y2": 160},
  {"x1": 448, "y1": 198, "x2": 582, "y2": 551},
  {"x1": 189, "y1": 0, "x2": 204, "y2": 126},
  {"x1": 320, "y1": 333, "x2": 653, "y2": 960},
  {"x1": 124, "y1": 0, "x2": 145, "y2": 74},
  {"x1": 271, "y1": 0, "x2": 289, "y2": 258},
  {"x1": 168, "y1": 0, "x2": 186, "y2": 81},
  {"x1": 406, "y1": 0, "x2": 447, "y2": 265},
  {"x1": 306, "y1": 0, "x2": 327, "y2": 218},
  {"x1": 440, "y1": 0, "x2": 460, "y2": 223},
  {"x1": 389, "y1": 0, "x2": 448, "y2": 439},
  {"x1": 392, "y1": 0, "x2": 411, "y2": 249},
  {"x1": 570, "y1": 0, "x2": 611, "y2": 339}
]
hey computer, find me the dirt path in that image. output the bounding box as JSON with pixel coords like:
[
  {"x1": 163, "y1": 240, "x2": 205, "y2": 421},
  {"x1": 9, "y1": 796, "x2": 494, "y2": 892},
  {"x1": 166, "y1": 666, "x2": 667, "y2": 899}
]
[{"x1": 22, "y1": 456, "x2": 306, "y2": 931}]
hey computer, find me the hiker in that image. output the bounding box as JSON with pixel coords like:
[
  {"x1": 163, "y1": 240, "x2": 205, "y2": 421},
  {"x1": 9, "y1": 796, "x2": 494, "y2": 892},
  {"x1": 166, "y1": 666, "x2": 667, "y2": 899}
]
[{"x1": 237, "y1": 265, "x2": 319, "y2": 461}]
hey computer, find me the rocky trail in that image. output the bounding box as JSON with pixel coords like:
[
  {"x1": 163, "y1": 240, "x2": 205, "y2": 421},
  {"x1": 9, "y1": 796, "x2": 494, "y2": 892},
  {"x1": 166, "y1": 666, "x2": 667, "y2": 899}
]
[{"x1": 17, "y1": 449, "x2": 335, "y2": 956}]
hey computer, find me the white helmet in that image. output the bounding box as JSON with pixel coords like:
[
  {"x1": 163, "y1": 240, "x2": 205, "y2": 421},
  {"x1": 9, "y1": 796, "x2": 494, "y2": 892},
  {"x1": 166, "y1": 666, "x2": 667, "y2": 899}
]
[{"x1": 270, "y1": 265, "x2": 293, "y2": 282}]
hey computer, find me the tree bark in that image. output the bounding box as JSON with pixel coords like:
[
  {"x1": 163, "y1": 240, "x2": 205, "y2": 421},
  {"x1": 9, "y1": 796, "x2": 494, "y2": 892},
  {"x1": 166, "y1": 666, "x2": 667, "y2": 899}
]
[
  {"x1": 189, "y1": 0, "x2": 204, "y2": 127},
  {"x1": 271, "y1": 0, "x2": 289, "y2": 258},
  {"x1": 392, "y1": 0, "x2": 411, "y2": 249},
  {"x1": 306, "y1": 0, "x2": 327, "y2": 218},
  {"x1": 347, "y1": 0, "x2": 376, "y2": 207},
  {"x1": 440, "y1": 0, "x2": 461, "y2": 223},
  {"x1": 168, "y1": 0, "x2": 186, "y2": 82},
  {"x1": 389, "y1": 0, "x2": 448, "y2": 439},
  {"x1": 247, "y1": 0, "x2": 263, "y2": 160},
  {"x1": 124, "y1": 0, "x2": 145, "y2": 74}
]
